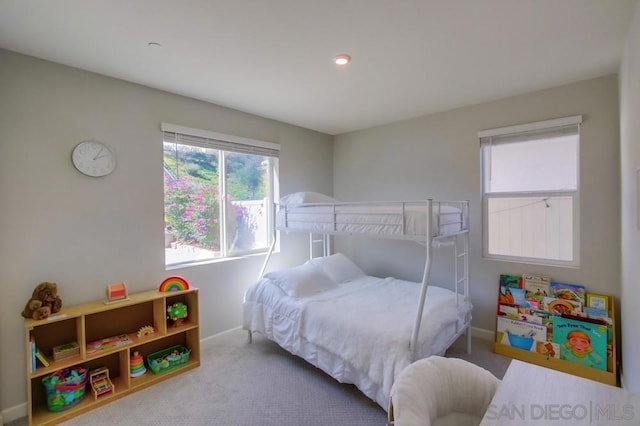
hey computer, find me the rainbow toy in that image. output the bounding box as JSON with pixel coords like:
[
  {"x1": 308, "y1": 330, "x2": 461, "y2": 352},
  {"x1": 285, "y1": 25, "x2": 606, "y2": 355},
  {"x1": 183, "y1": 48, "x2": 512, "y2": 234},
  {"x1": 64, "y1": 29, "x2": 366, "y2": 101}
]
[{"x1": 158, "y1": 276, "x2": 190, "y2": 292}]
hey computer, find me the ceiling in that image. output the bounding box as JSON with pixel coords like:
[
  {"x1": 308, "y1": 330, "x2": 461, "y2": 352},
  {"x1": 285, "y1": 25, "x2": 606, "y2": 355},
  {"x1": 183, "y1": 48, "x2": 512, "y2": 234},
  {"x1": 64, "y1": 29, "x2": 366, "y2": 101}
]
[{"x1": 0, "y1": 0, "x2": 636, "y2": 135}]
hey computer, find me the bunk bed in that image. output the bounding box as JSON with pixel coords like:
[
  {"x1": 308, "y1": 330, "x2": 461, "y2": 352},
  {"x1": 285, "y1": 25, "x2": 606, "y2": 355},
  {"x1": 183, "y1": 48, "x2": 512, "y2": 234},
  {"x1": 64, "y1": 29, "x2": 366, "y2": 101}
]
[{"x1": 242, "y1": 193, "x2": 472, "y2": 410}]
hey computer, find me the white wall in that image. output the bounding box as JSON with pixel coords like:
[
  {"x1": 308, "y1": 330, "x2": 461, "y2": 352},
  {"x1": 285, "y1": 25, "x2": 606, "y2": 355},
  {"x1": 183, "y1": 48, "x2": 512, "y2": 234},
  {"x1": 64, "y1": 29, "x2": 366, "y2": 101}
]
[
  {"x1": 0, "y1": 49, "x2": 333, "y2": 415},
  {"x1": 333, "y1": 76, "x2": 620, "y2": 337},
  {"x1": 619, "y1": 0, "x2": 640, "y2": 392}
]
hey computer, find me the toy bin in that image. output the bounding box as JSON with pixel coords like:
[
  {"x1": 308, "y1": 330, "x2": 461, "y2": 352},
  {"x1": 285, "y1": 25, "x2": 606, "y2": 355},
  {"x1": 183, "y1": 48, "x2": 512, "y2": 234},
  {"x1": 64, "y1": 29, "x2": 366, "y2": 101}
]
[
  {"x1": 42, "y1": 367, "x2": 88, "y2": 412},
  {"x1": 147, "y1": 345, "x2": 191, "y2": 374}
]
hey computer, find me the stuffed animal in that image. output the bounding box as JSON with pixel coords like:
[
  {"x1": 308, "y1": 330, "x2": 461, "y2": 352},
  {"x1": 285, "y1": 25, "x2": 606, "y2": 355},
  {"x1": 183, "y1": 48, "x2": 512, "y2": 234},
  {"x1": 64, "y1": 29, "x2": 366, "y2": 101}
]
[{"x1": 21, "y1": 282, "x2": 63, "y2": 320}]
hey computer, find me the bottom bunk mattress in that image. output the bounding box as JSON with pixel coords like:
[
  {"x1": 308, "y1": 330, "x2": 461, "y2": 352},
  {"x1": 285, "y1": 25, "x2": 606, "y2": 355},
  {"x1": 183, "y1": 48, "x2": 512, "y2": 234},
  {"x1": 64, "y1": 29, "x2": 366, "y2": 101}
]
[{"x1": 243, "y1": 272, "x2": 472, "y2": 410}]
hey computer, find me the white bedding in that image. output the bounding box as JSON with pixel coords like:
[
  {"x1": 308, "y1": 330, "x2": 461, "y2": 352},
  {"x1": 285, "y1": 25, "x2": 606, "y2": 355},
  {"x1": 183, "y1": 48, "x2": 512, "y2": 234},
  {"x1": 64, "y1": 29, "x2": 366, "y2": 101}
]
[
  {"x1": 243, "y1": 274, "x2": 472, "y2": 410},
  {"x1": 276, "y1": 202, "x2": 464, "y2": 237}
]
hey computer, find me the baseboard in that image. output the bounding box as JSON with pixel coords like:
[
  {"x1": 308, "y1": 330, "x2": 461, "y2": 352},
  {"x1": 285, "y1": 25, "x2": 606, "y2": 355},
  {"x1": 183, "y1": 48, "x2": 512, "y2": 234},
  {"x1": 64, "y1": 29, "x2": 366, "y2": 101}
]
[
  {"x1": 200, "y1": 325, "x2": 242, "y2": 348},
  {"x1": 470, "y1": 326, "x2": 494, "y2": 341},
  {"x1": 2, "y1": 402, "x2": 26, "y2": 424}
]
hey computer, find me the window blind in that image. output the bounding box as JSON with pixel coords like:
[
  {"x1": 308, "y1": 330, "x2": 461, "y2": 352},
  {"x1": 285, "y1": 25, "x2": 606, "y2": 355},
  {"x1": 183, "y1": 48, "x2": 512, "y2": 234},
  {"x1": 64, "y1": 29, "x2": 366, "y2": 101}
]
[
  {"x1": 478, "y1": 115, "x2": 582, "y2": 147},
  {"x1": 161, "y1": 123, "x2": 280, "y2": 158}
]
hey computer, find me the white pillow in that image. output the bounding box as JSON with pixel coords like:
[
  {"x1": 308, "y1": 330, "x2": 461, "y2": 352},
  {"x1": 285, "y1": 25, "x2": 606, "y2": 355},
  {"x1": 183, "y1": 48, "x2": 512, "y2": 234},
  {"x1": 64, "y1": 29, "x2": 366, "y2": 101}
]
[
  {"x1": 308, "y1": 253, "x2": 366, "y2": 284},
  {"x1": 279, "y1": 191, "x2": 337, "y2": 206},
  {"x1": 264, "y1": 262, "x2": 337, "y2": 298}
]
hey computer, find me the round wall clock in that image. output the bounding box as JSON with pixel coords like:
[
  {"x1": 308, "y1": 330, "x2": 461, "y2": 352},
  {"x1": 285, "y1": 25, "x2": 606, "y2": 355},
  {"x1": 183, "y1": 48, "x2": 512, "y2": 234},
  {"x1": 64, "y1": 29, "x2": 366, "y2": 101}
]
[{"x1": 71, "y1": 140, "x2": 116, "y2": 177}]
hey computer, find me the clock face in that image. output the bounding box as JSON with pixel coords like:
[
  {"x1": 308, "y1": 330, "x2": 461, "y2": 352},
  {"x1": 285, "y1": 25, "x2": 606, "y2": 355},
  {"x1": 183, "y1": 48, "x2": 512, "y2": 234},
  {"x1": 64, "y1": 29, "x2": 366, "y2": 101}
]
[{"x1": 72, "y1": 141, "x2": 116, "y2": 177}]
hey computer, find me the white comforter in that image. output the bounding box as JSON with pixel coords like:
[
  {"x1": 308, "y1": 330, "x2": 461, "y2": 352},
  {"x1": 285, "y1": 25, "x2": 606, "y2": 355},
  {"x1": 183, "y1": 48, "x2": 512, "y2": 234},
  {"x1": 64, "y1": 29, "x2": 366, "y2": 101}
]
[{"x1": 243, "y1": 275, "x2": 472, "y2": 409}]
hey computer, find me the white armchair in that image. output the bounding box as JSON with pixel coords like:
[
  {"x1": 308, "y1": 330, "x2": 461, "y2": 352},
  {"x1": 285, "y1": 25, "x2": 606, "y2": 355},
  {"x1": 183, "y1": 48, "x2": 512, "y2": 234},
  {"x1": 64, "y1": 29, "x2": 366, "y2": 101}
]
[{"x1": 388, "y1": 356, "x2": 501, "y2": 426}]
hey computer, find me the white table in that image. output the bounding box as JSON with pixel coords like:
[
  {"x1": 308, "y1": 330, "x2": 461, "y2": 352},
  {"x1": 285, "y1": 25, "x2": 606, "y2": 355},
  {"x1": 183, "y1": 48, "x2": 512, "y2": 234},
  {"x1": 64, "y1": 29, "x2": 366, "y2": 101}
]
[{"x1": 480, "y1": 360, "x2": 640, "y2": 425}]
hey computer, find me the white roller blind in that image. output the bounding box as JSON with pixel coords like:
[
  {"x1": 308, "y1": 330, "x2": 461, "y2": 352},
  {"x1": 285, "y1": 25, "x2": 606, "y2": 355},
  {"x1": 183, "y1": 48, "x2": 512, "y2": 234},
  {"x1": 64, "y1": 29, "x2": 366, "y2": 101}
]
[
  {"x1": 162, "y1": 123, "x2": 279, "y2": 158},
  {"x1": 480, "y1": 116, "x2": 581, "y2": 193}
]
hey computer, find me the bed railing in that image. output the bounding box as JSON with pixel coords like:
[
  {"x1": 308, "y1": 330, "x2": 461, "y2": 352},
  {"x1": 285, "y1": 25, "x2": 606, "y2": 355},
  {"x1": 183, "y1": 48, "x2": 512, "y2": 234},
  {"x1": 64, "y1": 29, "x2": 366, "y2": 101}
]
[
  {"x1": 257, "y1": 199, "x2": 472, "y2": 359},
  {"x1": 277, "y1": 199, "x2": 469, "y2": 240}
]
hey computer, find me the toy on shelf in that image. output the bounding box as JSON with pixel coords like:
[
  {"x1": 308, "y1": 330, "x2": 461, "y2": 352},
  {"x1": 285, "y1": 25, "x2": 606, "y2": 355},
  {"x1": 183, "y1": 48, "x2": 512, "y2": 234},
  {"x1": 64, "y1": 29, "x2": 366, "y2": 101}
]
[
  {"x1": 52, "y1": 342, "x2": 80, "y2": 362},
  {"x1": 86, "y1": 334, "x2": 131, "y2": 354},
  {"x1": 89, "y1": 367, "x2": 114, "y2": 400},
  {"x1": 137, "y1": 325, "x2": 155, "y2": 339},
  {"x1": 21, "y1": 282, "x2": 63, "y2": 320},
  {"x1": 158, "y1": 276, "x2": 190, "y2": 292},
  {"x1": 147, "y1": 345, "x2": 191, "y2": 374},
  {"x1": 167, "y1": 302, "x2": 188, "y2": 327},
  {"x1": 42, "y1": 367, "x2": 88, "y2": 412},
  {"x1": 130, "y1": 351, "x2": 147, "y2": 378},
  {"x1": 105, "y1": 282, "x2": 129, "y2": 304}
]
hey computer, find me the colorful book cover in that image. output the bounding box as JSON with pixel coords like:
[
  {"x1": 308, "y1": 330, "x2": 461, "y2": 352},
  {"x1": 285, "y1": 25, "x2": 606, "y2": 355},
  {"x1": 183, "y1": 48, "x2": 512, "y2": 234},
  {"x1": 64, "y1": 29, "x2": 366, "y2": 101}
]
[
  {"x1": 496, "y1": 317, "x2": 547, "y2": 352},
  {"x1": 586, "y1": 293, "x2": 609, "y2": 311},
  {"x1": 535, "y1": 341, "x2": 560, "y2": 359},
  {"x1": 499, "y1": 274, "x2": 523, "y2": 289},
  {"x1": 498, "y1": 303, "x2": 519, "y2": 318},
  {"x1": 35, "y1": 349, "x2": 50, "y2": 367},
  {"x1": 552, "y1": 316, "x2": 607, "y2": 371},
  {"x1": 523, "y1": 274, "x2": 551, "y2": 298},
  {"x1": 30, "y1": 337, "x2": 36, "y2": 372},
  {"x1": 518, "y1": 309, "x2": 551, "y2": 325},
  {"x1": 543, "y1": 296, "x2": 582, "y2": 315},
  {"x1": 550, "y1": 281, "x2": 586, "y2": 305},
  {"x1": 583, "y1": 307, "x2": 611, "y2": 323},
  {"x1": 498, "y1": 286, "x2": 526, "y2": 306},
  {"x1": 525, "y1": 297, "x2": 542, "y2": 310}
]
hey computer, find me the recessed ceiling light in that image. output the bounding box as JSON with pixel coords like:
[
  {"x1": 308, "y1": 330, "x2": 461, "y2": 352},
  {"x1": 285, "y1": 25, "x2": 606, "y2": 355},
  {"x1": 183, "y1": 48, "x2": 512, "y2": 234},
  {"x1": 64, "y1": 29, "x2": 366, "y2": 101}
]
[
  {"x1": 333, "y1": 54, "x2": 351, "y2": 66},
  {"x1": 148, "y1": 42, "x2": 162, "y2": 48}
]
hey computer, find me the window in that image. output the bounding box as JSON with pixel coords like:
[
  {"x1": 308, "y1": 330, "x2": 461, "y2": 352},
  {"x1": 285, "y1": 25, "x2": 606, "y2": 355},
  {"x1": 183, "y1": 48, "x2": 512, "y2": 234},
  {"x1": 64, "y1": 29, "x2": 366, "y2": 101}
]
[
  {"x1": 479, "y1": 116, "x2": 581, "y2": 266},
  {"x1": 162, "y1": 123, "x2": 279, "y2": 267}
]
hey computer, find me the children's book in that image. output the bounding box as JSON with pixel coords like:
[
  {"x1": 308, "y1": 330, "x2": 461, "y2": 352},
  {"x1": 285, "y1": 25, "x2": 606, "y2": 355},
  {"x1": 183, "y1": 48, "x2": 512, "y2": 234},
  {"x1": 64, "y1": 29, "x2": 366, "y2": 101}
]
[
  {"x1": 30, "y1": 337, "x2": 36, "y2": 373},
  {"x1": 550, "y1": 281, "x2": 586, "y2": 305},
  {"x1": 523, "y1": 274, "x2": 551, "y2": 298},
  {"x1": 498, "y1": 303, "x2": 519, "y2": 318},
  {"x1": 518, "y1": 309, "x2": 551, "y2": 325},
  {"x1": 35, "y1": 349, "x2": 50, "y2": 367},
  {"x1": 498, "y1": 286, "x2": 526, "y2": 306},
  {"x1": 496, "y1": 317, "x2": 547, "y2": 352},
  {"x1": 552, "y1": 316, "x2": 607, "y2": 371},
  {"x1": 499, "y1": 274, "x2": 523, "y2": 289},
  {"x1": 524, "y1": 297, "x2": 542, "y2": 310},
  {"x1": 583, "y1": 307, "x2": 612, "y2": 325},
  {"x1": 543, "y1": 296, "x2": 582, "y2": 315},
  {"x1": 586, "y1": 293, "x2": 609, "y2": 311},
  {"x1": 535, "y1": 341, "x2": 560, "y2": 359}
]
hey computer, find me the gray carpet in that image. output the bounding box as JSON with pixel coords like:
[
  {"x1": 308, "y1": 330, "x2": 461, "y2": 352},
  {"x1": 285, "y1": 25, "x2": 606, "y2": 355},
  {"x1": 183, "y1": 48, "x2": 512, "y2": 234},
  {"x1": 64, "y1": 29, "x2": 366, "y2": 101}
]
[{"x1": 8, "y1": 329, "x2": 510, "y2": 426}]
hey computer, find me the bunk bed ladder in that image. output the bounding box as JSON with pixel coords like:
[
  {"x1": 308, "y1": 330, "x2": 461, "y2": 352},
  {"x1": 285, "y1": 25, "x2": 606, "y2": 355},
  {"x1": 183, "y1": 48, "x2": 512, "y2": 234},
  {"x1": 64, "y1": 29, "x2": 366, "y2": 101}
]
[
  {"x1": 454, "y1": 230, "x2": 472, "y2": 354},
  {"x1": 309, "y1": 233, "x2": 331, "y2": 259}
]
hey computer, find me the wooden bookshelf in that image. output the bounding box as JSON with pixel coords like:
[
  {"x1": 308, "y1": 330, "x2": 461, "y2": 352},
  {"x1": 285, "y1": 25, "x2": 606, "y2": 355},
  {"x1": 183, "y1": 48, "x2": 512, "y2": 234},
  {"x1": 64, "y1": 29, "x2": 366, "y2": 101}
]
[
  {"x1": 24, "y1": 288, "x2": 200, "y2": 425},
  {"x1": 494, "y1": 295, "x2": 617, "y2": 386}
]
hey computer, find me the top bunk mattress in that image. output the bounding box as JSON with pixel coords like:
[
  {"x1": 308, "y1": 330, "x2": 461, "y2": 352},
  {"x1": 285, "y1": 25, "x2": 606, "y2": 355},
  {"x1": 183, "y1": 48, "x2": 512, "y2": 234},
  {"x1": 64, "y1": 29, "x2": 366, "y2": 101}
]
[{"x1": 276, "y1": 200, "x2": 468, "y2": 239}]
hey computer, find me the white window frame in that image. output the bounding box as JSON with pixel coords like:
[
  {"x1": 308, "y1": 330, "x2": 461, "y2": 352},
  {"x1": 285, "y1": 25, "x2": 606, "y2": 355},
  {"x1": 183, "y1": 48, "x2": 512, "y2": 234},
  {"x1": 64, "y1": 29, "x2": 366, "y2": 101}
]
[
  {"x1": 479, "y1": 115, "x2": 582, "y2": 267},
  {"x1": 162, "y1": 123, "x2": 280, "y2": 268}
]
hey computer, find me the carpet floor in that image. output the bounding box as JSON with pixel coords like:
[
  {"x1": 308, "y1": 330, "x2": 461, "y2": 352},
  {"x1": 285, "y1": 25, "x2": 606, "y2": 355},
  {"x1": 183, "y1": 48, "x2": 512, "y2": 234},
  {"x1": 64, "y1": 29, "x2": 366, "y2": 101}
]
[{"x1": 8, "y1": 328, "x2": 510, "y2": 426}]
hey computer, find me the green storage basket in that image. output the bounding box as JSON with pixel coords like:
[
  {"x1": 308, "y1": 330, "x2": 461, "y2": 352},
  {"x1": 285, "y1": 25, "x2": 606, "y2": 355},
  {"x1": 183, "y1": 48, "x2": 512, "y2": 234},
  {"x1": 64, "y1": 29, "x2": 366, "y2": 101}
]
[
  {"x1": 42, "y1": 367, "x2": 88, "y2": 412},
  {"x1": 147, "y1": 345, "x2": 191, "y2": 374}
]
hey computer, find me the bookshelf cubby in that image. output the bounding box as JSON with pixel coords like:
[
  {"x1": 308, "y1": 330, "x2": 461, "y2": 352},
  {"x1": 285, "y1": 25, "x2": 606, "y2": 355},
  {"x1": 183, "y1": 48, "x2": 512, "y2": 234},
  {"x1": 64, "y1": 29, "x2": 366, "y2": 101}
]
[
  {"x1": 24, "y1": 288, "x2": 200, "y2": 425},
  {"x1": 493, "y1": 294, "x2": 617, "y2": 386}
]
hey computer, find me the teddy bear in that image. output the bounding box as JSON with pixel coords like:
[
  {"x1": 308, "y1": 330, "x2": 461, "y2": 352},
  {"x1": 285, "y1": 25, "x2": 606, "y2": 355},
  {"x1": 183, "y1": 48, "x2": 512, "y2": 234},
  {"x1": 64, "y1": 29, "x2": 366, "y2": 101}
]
[{"x1": 21, "y1": 282, "x2": 63, "y2": 320}]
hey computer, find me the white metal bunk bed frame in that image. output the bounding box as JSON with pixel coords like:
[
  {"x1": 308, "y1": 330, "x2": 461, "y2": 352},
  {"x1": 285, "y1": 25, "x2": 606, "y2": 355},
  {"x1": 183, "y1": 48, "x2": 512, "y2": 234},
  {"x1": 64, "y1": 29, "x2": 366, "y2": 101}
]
[{"x1": 252, "y1": 199, "x2": 472, "y2": 360}]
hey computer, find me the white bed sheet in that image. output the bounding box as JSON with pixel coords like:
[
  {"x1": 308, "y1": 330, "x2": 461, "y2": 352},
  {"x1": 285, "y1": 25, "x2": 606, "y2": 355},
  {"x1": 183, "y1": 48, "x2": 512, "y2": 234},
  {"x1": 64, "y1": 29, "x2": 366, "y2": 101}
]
[
  {"x1": 276, "y1": 203, "x2": 464, "y2": 237},
  {"x1": 243, "y1": 275, "x2": 472, "y2": 410}
]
